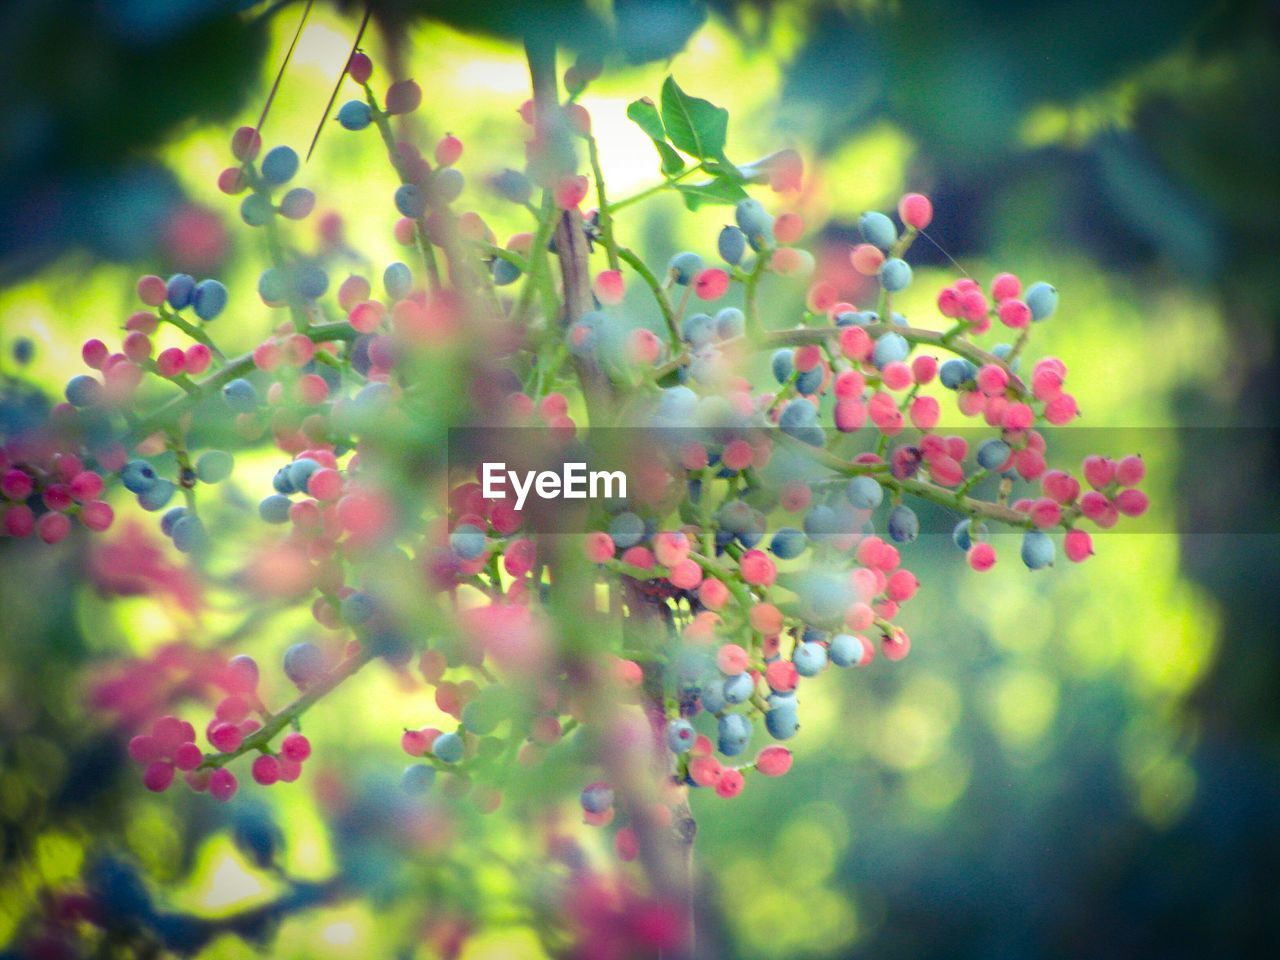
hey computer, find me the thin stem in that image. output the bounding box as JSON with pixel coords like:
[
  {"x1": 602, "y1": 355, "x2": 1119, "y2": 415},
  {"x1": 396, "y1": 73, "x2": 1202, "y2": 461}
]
[
  {"x1": 608, "y1": 165, "x2": 700, "y2": 213},
  {"x1": 617, "y1": 246, "x2": 679, "y2": 346},
  {"x1": 586, "y1": 134, "x2": 620, "y2": 271}
]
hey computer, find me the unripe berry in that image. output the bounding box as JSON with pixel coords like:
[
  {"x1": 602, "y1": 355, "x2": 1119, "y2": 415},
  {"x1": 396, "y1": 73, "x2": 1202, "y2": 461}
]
[{"x1": 897, "y1": 192, "x2": 932, "y2": 229}]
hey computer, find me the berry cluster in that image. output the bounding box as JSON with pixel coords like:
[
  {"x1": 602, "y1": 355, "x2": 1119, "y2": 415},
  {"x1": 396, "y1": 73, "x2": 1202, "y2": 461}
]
[{"x1": 0, "y1": 46, "x2": 1148, "y2": 954}]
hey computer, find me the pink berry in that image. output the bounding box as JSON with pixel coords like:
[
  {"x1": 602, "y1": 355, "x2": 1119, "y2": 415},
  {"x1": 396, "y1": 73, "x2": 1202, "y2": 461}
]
[
  {"x1": 850, "y1": 243, "x2": 884, "y2": 276},
  {"x1": 584, "y1": 531, "x2": 616, "y2": 564},
  {"x1": 184, "y1": 344, "x2": 212, "y2": 375},
  {"x1": 739, "y1": 549, "x2": 777, "y2": 587},
  {"x1": 307, "y1": 468, "x2": 343, "y2": 501},
  {"x1": 715, "y1": 768, "x2": 745, "y2": 798},
  {"x1": 694, "y1": 268, "x2": 730, "y2": 300},
  {"x1": 968, "y1": 543, "x2": 997, "y2": 571},
  {"x1": 384, "y1": 79, "x2": 421, "y2": 115},
  {"x1": 774, "y1": 212, "x2": 804, "y2": 244},
  {"x1": 1043, "y1": 393, "x2": 1079, "y2": 425},
  {"x1": 125, "y1": 311, "x2": 158, "y2": 334},
  {"x1": 155, "y1": 347, "x2": 186, "y2": 378},
  {"x1": 699, "y1": 578, "x2": 729, "y2": 610},
  {"x1": 1064, "y1": 528, "x2": 1093, "y2": 563},
  {"x1": 136, "y1": 275, "x2": 168, "y2": 306},
  {"x1": 668, "y1": 558, "x2": 702, "y2": 590},
  {"x1": 142, "y1": 762, "x2": 175, "y2": 793},
  {"x1": 756, "y1": 745, "x2": 793, "y2": 777},
  {"x1": 1029, "y1": 498, "x2": 1062, "y2": 528},
  {"x1": 209, "y1": 768, "x2": 238, "y2": 801},
  {"x1": 173, "y1": 742, "x2": 203, "y2": 771},
  {"x1": 897, "y1": 192, "x2": 933, "y2": 229},
  {"x1": 997, "y1": 299, "x2": 1031, "y2": 328},
  {"x1": 251, "y1": 755, "x2": 281, "y2": 785},
  {"x1": 402, "y1": 729, "x2": 431, "y2": 756},
  {"x1": 1113, "y1": 488, "x2": 1149, "y2": 517},
  {"x1": 122, "y1": 331, "x2": 152, "y2": 363},
  {"x1": 82, "y1": 339, "x2": 109, "y2": 369},
  {"x1": 435, "y1": 134, "x2": 463, "y2": 167},
  {"x1": 991, "y1": 272, "x2": 1021, "y2": 301},
  {"x1": 765, "y1": 659, "x2": 798, "y2": 693},
  {"x1": 2, "y1": 468, "x2": 34, "y2": 500},
  {"x1": 1082, "y1": 455, "x2": 1115, "y2": 489},
  {"x1": 593, "y1": 269, "x2": 625, "y2": 305},
  {"x1": 1115, "y1": 455, "x2": 1145, "y2": 486},
  {"x1": 128, "y1": 734, "x2": 162, "y2": 764},
  {"x1": 348, "y1": 52, "x2": 373, "y2": 84},
  {"x1": 912, "y1": 355, "x2": 938, "y2": 384},
  {"x1": 209, "y1": 722, "x2": 244, "y2": 753},
  {"x1": 37, "y1": 512, "x2": 71, "y2": 544},
  {"x1": 553, "y1": 174, "x2": 590, "y2": 210},
  {"x1": 230, "y1": 126, "x2": 261, "y2": 162}
]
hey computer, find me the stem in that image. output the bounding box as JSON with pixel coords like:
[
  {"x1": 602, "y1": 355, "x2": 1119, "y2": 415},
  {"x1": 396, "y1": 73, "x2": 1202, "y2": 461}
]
[
  {"x1": 608, "y1": 165, "x2": 700, "y2": 213},
  {"x1": 586, "y1": 134, "x2": 620, "y2": 271},
  {"x1": 744, "y1": 251, "x2": 771, "y2": 337},
  {"x1": 617, "y1": 246, "x2": 679, "y2": 346},
  {"x1": 200, "y1": 650, "x2": 373, "y2": 769}
]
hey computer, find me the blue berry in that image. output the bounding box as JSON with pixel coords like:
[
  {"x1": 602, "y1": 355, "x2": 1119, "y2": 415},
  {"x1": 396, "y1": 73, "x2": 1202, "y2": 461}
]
[
  {"x1": 192, "y1": 453, "x2": 232, "y2": 488},
  {"x1": 294, "y1": 262, "x2": 329, "y2": 300},
  {"x1": 714, "y1": 307, "x2": 745, "y2": 340},
  {"x1": 137, "y1": 479, "x2": 175, "y2": 511},
  {"x1": 400, "y1": 764, "x2": 436, "y2": 794},
  {"x1": 722, "y1": 672, "x2": 754, "y2": 704},
  {"x1": 580, "y1": 781, "x2": 613, "y2": 812},
  {"x1": 394, "y1": 183, "x2": 426, "y2": 218},
  {"x1": 735, "y1": 199, "x2": 774, "y2": 250},
  {"x1": 952, "y1": 518, "x2": 973, "y2": 551},
  {"x1": 846, "y1": 475, "x2": 884, "y2": 510},
  {"x1": 279, "y1": 187, "x2": 316, "y2": 220},
  {"x1": 859, "y1": 211, "x2": 897, "y2": 249},
  {"x1": 258, "y1": 494, "x2": 292, "y2": 524},
  {"x1": 991, "y1": 342, "x2": 1021, "y2": 371},
  {"x1": 764, "y1": 697, "x2": 799, "y2": 740},
  {"x1": 976, "y1": 439, "x2": 1012, "y2": 471},
  {"x1": 384, "y1": 262, "x2": 413, "y2": 300},
  {"x1": 337, "y1": 99, "x2": 372, "y2": 131},
  {"x1": 260, "y1": 145, "x2": 299, "y2": 185},
  {"x1": 192, "y1": 279, "x2": 228, "y2": 321},
  {"x1": 11, "y1": 337, "x2": 34, "y2": 365},
  {"x1": 491, "y1": 168, "x2": 532, "y2": 204},
  {"x1": 878, "y1": 257, "x2": 912, "y2": 292},
  {"x1": 718, "y1": 225, "x2": 747, "y2": 264},
  {"x1": 666, "y1": 718, "x2": 696, "y2": 753},
  {"x1": 700, "y1": 677, "x2": 727, "y2": 713},
  {"x1": 795, "y1": 365, "x2": 823, "y2": 395},
  {"x1": 1025, "y1": 282, "x2": 1058, "y2": 321},
  {"x1": 887, "y1": 504, "x2": 919, "y2": 543},
  {"x1": 682, "y1": 312, "x2": 714, "y2": 347},
  {"x1": 258, "y1": 267, "x2": 287, "y2": 303},
  {"x1": 1021, "y1": 530, "x2": 1055, "y2": 569},
  {"x1": 286, "y1": 457, "x2": 321, "y2": 492},
  {"x1": 668, "y1": 251, "x2": 703, "y2": 285},
  {"x1": 771, "y1": 348, "x2": 795, "y2": 384},
  {"x1": 828, "y1": 633, "x2": 862, "y2": 668},
  {"x1": 608, "y1": 512, "x2": 644, "y2": 549},
  {"x1": 166, "y1": 273, "x2": 196, "y2": 309},
  {"x1": 283, "y1": 641, "x2": 325, "y2": 686},
  {"x1": 223, "y1": 378, "x2": 258, "y2": 413},
  {"x1": 771, "y1": 526, "x2": 807, "y2": 559},
  {"x1": 272, "y1": 466, "x2": 296, "y2": 494},
  {"x1": 171, "y1": 515, "x2": 206, "y2": 553},
  {"x1": 778, "y1": 398, "x2": 818, "y2": 435},
  {"x1": 872, "y1": 331, "x2": 910, "y2": 368},
  {"x1": 161, "y1": 506, "x2": 188, "y2": 537},
  {"x1": 239, "y1": 193, "x2": 273, "y2": 227},
  {"x1": 121, "y1": 459, "x2": 158, "y2": 493},
  {"x1": 428, "y1": 167, "x2": 465, "y2": 205},
  {"x1": 939, "y1": 358, "x2": 976, "y2": 389},
  {"x1": 792, "y1": 641, "x2": 828, "y2": 677},
  {"x1": 450, "y1": 523, "x2": 487, "y2": 560},
  {"x1": 493, "y1": 258, "x2": 521, "y2": 286},
  {"x1": 340, "y1": 591, "x2": 376, "y2": 625},
  {"x1": 717, "y1": 712, "x2": 752, "y2": 757},
  {"x1": 64, "y1": 374, "x2": 103, "y2": 408},
  {"x1": 432, "y1": 731, "x2": 464, "y2": 763}
]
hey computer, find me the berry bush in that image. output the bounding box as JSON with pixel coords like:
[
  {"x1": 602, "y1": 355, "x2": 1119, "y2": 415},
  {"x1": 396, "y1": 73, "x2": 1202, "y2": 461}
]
[{"x1": 0, "y1": 37, "x2": 1150, "y2": 960}]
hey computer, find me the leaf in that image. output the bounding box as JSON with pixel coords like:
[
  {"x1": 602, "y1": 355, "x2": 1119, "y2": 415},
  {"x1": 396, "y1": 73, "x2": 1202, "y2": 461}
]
[
  {"x1": 626, "y1": 97, "x2": 666, "y2": 142},
  {"x1": 654, "y1": 140, "x2": 685, "y2": 176},
  {"x1": 660, "y1": 76, "x2": 728, "y2": 160},
  {"x1": 700, "y1": 158, "x2": 744, "y2": 182},
  {"x1": 676, "y1": 176, "x2": 748, "y2": 211}
]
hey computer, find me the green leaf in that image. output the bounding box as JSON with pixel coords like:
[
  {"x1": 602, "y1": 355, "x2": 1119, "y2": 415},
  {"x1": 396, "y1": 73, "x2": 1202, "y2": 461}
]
[
  {"x1": 654, "y1": 140, "x2": 685, "y2": 176},
  {"x1": 700, "y1": 158, "x2": 744, "y2": 182},
  {"x1": 626, "y1": 97, "x2": 666, "y2": 142},
  {"x1": 676, "y1": 176, "x2": 748, "y2": 211},
  {"x1": 660, "y1": 76, "x2": 728, "y2": 160}
]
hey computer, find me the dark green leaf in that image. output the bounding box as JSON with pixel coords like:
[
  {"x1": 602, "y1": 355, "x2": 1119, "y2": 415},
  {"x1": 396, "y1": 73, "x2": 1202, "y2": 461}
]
[
  {"x1": 676, "y1": 177, "x2": 748, "y2": 211},
  {"x1": 661, "y1": 76, "x2": 729, "y2": 160}
]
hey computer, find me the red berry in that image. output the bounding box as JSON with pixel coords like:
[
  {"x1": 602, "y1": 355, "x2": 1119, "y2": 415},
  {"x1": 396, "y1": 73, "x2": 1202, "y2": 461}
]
[
  {"x1": 209, "y1": 768, "x2": 238, "y2": 801},
  {"x1": 251, "y1": 754, "x2": 281, "y2": 785},
  {"x1": 142, "y1": 761, "x2": 175, "y2": 792},
  {"x1": 897, "y1": 192, "x2": 933, "y2": 229},
  {"x1": 435, "y1": 134, "x2": 463, "y2": 167},
  {"x1": 348, "y1": 52, "x2": 373, "y2": 84}
]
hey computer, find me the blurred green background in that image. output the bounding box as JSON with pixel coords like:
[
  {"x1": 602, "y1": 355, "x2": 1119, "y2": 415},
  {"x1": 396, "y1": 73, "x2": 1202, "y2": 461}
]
[{"x1": 2, "y1": 0, "x2": 1278, "y2": 957}]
